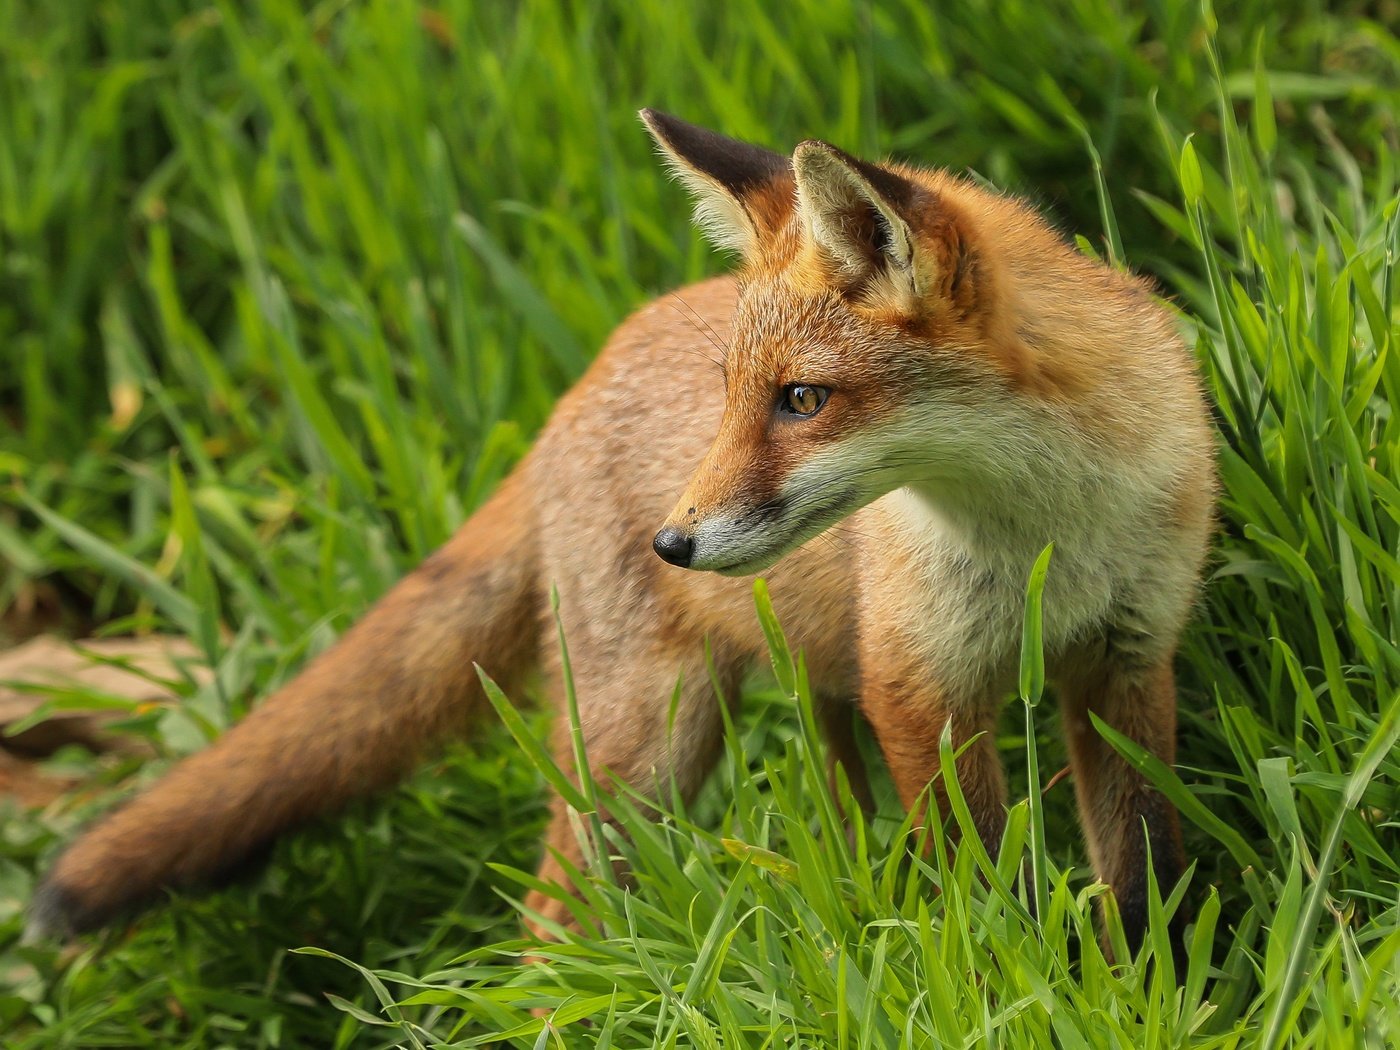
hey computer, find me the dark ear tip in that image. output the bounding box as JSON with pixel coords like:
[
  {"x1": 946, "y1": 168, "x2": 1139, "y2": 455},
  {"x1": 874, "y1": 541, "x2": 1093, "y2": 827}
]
[
  {"x1": 639, "y1": 112, "x2": 791, "y2": 197},
  {"x1": 794, "y1": 139, "x2": 918, "y2": 209},
  {"x1": 639, "y1": 108, "x2": 676, "y2": 140}
]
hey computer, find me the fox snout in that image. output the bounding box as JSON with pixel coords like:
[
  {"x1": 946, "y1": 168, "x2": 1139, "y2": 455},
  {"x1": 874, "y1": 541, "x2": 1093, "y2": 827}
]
[
  {"x1": 652, "y1": 488, "x2": 804, "y2": 577},
  {"x1": 653, "y1": 496, "x2": 723, "y2": 572},
  {"x1": 652, "y1": 526, "x2": 694, "y2": 567},
  {"x1": 652, "y1": 434, "x2": 775, "y2": 574},
  {"x1": 653, "y1": 436, "x2": 866, "y2": 576},
  {"x1": 652, "y1": 495, "x2": 761, "y2": 575}
]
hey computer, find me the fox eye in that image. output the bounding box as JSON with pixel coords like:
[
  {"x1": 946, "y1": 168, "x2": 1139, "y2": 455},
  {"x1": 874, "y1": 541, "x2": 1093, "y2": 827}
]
[{"x1": 780, "y1": 384, "x2": 829, "y2": 417}]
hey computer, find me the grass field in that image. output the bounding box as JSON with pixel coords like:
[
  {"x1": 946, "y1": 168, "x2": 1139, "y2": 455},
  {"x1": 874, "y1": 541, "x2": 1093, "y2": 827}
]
[{"x1": 2, "y1": 0, "x2": 1398, "y2": 1046}]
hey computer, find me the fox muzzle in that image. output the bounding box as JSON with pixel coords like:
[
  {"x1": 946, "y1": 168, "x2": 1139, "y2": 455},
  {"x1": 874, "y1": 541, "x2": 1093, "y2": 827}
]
[{"x1": 651, "y1": 527, "x2": 694, "y2": 567}]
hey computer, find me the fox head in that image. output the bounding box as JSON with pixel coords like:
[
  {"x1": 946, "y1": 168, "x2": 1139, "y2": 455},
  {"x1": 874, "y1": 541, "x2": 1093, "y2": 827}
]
[{"x1": 640, "y1": 110, "x2": 1064, "y2": 575}]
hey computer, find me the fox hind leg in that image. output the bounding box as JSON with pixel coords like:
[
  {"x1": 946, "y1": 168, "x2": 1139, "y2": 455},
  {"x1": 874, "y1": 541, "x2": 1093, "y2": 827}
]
[
  {"x1": 522, "y1": 636, "x2": 741, "y2": 941},
  {"x1": 815, "y1": 694, "x2": 877, "y2": 830}
]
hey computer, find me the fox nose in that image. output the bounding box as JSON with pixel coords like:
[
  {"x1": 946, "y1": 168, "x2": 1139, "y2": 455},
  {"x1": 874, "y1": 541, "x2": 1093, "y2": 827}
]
[{"x1": 652, "y1": 527, "x2": 694, "y2": 567}]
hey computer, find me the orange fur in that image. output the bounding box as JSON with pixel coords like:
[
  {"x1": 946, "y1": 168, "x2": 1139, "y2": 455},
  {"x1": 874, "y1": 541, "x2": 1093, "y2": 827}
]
[{"x1": 31, "y1": 114, "x2": 1214, "y2": 966}]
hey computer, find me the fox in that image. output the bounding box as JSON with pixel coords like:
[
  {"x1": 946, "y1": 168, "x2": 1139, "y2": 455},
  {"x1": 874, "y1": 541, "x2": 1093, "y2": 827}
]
[{"x1": 28, "y1": 110, "x2": 1214, "y2": 961}]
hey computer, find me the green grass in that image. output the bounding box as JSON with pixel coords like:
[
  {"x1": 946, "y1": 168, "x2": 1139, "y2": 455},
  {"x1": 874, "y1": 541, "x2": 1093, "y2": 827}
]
[{"x1": 1, "y1": 0, "x2": 1398, "y2": 1045}]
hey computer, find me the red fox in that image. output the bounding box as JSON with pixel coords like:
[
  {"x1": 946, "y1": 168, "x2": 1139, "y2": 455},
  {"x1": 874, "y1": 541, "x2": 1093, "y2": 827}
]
[{"x1": 29, "y1": 111, "x2": 1214, "y2": 959}]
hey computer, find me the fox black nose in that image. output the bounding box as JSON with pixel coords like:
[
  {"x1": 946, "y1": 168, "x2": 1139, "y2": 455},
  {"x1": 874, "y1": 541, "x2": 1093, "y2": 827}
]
[{"x1": 652, "y1": 527, "x2": 694, "y2": 567}]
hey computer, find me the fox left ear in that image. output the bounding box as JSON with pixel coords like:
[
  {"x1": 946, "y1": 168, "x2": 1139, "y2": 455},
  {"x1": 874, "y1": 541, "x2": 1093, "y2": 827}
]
[
  {"x1": 640, "y1": 109, "x2": 792, "y2": 257},
  {"x1": 792, "y1": 140, "x2": 923, "y2": 298}
]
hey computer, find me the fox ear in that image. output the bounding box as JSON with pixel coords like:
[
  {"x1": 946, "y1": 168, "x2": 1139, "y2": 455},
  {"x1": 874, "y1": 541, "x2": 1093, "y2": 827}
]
[
  {"x1": 640, "y1": 109, "x2": 792, "y2": 256},
  {"x1": 793, "y1": 140, "x2": 923, "y2": 297}
]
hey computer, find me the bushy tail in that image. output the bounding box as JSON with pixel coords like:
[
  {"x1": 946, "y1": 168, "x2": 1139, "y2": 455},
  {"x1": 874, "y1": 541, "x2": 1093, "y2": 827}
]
[{"x1": 29, "y1": 469, "x2": 539, "y2": 938}]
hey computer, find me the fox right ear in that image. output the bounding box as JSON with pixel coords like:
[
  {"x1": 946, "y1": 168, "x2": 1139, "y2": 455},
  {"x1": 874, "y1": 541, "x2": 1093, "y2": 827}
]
[
  {"x1": 640, "y1": 109, "x2": 792, "y2": 256},
  {"x1": 792, "y1": 140, "x2": 923, "y2": 298}
]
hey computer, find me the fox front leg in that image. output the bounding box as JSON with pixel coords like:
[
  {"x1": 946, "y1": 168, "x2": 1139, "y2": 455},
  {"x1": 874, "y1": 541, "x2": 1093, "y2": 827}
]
[
  {"x1": 858, "y1": 665, "x2": 1007, "y2": 860},
  {"x1": 1058, "y1": 654, "x2": 1188, "y2": 965}
]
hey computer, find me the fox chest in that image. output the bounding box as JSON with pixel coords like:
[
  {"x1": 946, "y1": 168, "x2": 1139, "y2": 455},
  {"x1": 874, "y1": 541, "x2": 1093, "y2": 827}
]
[{"x1": 852, "y1": 490, "x2": 1125, "y2": 700}]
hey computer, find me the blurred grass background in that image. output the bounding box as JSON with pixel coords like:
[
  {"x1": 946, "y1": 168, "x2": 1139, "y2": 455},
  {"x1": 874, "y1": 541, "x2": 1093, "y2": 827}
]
[{"x1": 0, "y1": 0, "x2": 1397, "y2": 1046}]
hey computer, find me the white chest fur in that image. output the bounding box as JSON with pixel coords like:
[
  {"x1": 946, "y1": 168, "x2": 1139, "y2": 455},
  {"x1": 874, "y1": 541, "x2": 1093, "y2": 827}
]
[{"x1": 856, "y1": 445, "x2": 1193, "y2": 698}]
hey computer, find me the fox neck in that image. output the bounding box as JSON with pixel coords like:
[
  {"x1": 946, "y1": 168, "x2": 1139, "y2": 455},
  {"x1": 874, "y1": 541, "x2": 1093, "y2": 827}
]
[{"x1": 890, "y1": 397, "x2": 1129, "y2": 577}]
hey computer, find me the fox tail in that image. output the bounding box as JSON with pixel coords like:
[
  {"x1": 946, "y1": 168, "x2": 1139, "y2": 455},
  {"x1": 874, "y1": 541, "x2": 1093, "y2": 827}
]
[{"x1": 28, "y1": 468, "x2": 539, "y2": 939}]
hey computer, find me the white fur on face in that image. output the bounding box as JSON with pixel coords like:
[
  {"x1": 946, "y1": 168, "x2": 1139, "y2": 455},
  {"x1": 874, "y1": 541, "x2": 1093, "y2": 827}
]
[
  {"x1": 684, "y1": 383, "x2": 1203, "y2": 693},
  {"x1": 683, "y1": 410, "x2": 936, "y2": 575}
]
